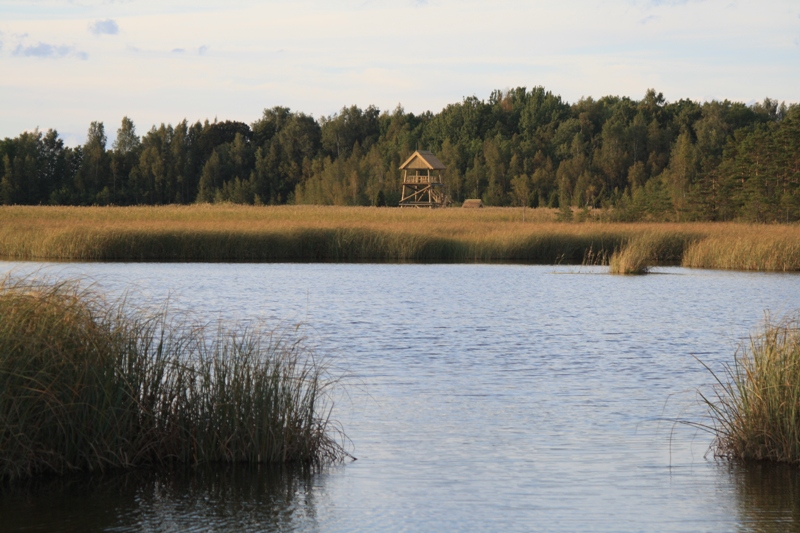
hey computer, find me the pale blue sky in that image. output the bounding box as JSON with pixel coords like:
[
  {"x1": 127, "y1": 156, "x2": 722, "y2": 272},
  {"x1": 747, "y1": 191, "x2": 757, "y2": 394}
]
[{"x1": 1, "y1": 0, "x2": 798, "y2": 145}]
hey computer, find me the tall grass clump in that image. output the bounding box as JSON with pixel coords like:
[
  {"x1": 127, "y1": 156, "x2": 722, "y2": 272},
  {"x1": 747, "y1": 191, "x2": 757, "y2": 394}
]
[
  {"x1": 0, "y1": 277, "x2": 345, "y2": 482},
  {"x1": 609, "y1": 240, "x2": 652, "y2": 275},
  {"x1": 701, "y1": 314, "x2": 800, "y2": 463},
  {"x1": 609, "y1": 231, "x2": 691, "y2": 274}
]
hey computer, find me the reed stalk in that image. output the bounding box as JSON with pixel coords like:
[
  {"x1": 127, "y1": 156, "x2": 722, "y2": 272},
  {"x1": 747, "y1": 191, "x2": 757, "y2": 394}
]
[
  {"x1": 0, "y1": 277, "x2": 345, "y2": 482},
  {"x1": 701, "y1": 314, "x2": 800, "y2": 464}
]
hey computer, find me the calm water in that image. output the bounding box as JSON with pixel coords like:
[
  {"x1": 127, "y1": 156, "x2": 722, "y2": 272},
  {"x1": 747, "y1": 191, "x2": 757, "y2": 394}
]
[{"x1": 2, "y1": 262, "x2": 800, "y2": 532}]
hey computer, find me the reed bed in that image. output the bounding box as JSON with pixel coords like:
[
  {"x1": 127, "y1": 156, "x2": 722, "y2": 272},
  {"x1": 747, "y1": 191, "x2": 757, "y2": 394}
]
[
  {"x1": 701, "y1": 314, "x2": 800, "y2": 464},
  {"x1": 0, "y1": 276, "x2": 345, "y2": 482},
  {"x1": 682, "y1": 226, "x2": 800, "y2": 272},
  {"x1": 0, "y1": 205, "x2": 798, "y2": 271}
]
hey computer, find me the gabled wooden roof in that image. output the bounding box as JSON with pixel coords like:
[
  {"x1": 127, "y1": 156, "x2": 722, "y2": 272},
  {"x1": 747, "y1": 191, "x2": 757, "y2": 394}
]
[{"x1": 399, "y1": 150, "x2": 446, "y2": 170}]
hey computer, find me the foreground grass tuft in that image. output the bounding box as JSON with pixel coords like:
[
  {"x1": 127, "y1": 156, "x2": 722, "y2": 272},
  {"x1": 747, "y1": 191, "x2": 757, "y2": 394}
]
[
  {"x1": 0, "y1": 277, "x2": 346, "y2": 482},
  {"x1": 701, "y1": 314, "x2": 800, "y2": 464}
]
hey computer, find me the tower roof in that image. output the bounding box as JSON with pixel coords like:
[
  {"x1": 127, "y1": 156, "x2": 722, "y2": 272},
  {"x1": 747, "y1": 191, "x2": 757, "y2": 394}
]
[{"x1": 399, "y1": 150, "x2": 446, "y2": 170}]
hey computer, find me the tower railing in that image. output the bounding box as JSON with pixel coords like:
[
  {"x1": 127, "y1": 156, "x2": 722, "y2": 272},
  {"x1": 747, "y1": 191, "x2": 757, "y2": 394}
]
[{"x1": 403, "y1": 174, "x2": 442, "y2": 184}]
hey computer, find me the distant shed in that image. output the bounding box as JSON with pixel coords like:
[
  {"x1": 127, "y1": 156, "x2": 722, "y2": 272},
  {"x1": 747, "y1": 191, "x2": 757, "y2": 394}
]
[
  {"x1": 399, "y1": 150, "x2": 447, "y2": 208},
  {"x1": 462, "y1": 199, "x2": 483, "y2": 208}
]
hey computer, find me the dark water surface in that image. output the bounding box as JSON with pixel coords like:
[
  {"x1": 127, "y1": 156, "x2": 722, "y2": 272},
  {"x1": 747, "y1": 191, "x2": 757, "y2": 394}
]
[{"x1": 2, "y1": 262, "x2": 800, "y2": 532}]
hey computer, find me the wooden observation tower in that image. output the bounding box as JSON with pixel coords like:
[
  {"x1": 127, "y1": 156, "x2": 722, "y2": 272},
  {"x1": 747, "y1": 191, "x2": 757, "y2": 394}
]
[{"x1": 399, "y1": 150, "x2": 447, "y2": 208}]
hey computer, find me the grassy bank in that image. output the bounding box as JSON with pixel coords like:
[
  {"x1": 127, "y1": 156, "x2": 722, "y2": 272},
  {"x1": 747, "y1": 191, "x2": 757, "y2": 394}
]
[
  {"x1": 0, "y1": 277, "x2": 345, "y2": 482},
  {"x1": 0, "y1": 205, "x2": 798, "y2": 270},
  {"x1": 702, "y1": 314, "x2": 800, "y2": 464}
]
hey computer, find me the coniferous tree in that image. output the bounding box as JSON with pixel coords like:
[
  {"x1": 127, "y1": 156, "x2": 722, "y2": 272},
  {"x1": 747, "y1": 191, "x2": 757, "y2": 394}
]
[{"x1": 1, "y1": 88, "x2": 797, "y2": 219}]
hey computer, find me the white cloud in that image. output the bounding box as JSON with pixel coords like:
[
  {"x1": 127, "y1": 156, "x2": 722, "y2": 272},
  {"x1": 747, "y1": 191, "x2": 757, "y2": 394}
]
[{"x1": 89, "y1": 19, "x2": 119, "y2": 35}]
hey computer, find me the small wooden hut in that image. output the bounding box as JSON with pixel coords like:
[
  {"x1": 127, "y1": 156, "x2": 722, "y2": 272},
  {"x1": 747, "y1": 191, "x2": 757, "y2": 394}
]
[{"x1": 399, "y1": 150, "x2": 446, "y2": 208}]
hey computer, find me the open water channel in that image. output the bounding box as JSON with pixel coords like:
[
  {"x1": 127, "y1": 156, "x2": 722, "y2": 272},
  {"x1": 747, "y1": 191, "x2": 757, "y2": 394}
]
[{"x1": 2, "y1": 262, "x2": 800, "y2": 532}]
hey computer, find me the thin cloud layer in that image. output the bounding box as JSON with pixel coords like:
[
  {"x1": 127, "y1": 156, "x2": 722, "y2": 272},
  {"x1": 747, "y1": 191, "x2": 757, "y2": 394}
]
[
  {"x1": 0, "y1": 0, "x2": 797, "y2": 142},
  {"x1": 89, "y1": 19, "x2": 119, "y2": 36},
  {"x1": 13, "y1": 42, "x2": 87, "y2": 60}
]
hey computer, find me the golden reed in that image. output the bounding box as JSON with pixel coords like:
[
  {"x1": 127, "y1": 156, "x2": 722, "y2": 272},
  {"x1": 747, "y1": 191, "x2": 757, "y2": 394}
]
[{"x1": 1, "y1": 205, "x2": 798, "y2": 271}]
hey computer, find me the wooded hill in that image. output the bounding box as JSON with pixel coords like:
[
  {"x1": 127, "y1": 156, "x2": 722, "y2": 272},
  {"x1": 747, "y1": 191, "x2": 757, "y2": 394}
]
[{"x1": 2, "y1": 88, "x2": 798, "y2": 222}]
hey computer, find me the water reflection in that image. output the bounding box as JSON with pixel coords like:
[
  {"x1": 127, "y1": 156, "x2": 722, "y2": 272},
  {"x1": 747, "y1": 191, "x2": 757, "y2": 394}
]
[
  {"x1": 732, "y1": 462, "x2": 800, "y2": 533},
  {"x1": 0, "y1": 465, "x2": 321, "y2": 532}
]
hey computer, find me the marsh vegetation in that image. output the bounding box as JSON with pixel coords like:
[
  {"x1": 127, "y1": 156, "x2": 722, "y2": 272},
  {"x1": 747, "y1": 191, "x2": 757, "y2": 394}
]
[
  {"x1": 702, "y1": 314, "x2": 800, "y2": 464},
  {"x1": 0, "y1": 276, "x2": 345, "y2": 482},
  {"x1": 1, "y1": 205, "x2": 798, "y2": 272}
]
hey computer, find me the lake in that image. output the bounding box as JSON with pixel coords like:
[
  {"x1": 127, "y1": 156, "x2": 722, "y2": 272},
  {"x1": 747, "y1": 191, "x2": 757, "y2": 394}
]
[{"x1": 2, "y1": 262, "x2": 800, "y2": 532}]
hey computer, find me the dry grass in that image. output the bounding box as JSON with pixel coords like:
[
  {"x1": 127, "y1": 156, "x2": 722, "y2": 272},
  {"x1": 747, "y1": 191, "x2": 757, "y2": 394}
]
[
  {"x1": 682, "y1": 226, "x2": 800, "y2": 272},
  {"x1": 609, "y1": 243, "x2": 652, "y2": 275},
  {"x1": 701, "y1": 314, "x2": 800, "y2": 464},
  {"x1": 609, "y1": 231, "x2": 692, "y2": 275},
  {"x1": 0, "y1": 205, "x2": 798, "y2": 270},
  {"x1": 0, "y1": 276, "x2": 346, "y2": 482}
]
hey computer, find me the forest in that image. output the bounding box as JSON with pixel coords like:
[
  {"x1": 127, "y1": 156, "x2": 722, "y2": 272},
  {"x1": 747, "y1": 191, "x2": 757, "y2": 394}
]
[{"x1": 1, "y1": 88, "x2": 798, "y2": 222}]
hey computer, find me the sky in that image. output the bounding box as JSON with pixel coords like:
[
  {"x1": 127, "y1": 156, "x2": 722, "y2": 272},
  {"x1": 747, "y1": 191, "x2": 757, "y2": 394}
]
[{"x1": 1, "y1": 0, "x2": 798, "y2": 146}]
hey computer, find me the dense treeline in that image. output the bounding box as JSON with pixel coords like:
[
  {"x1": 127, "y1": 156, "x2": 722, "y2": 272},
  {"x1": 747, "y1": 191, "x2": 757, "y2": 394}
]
[{"x1": 1, "y1": 88, "x2": 798, "y2": 221}]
